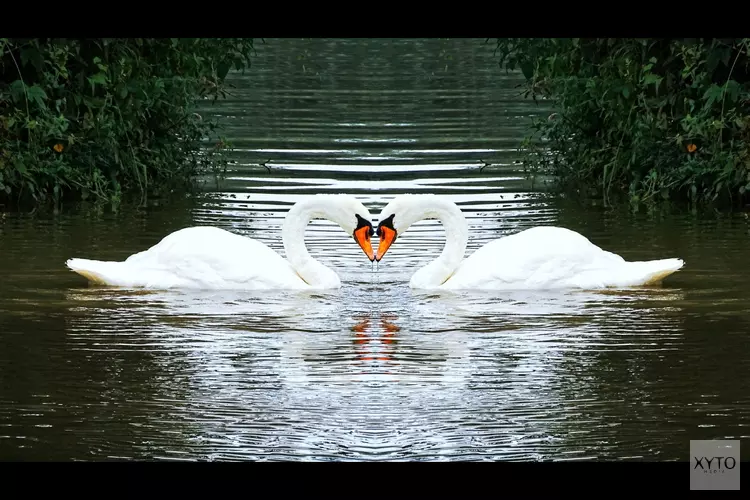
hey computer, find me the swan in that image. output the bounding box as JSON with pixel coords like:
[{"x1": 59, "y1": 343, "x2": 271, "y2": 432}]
[
  {"x1": 373, "y1": 194, "x2": 685, "y2": 290},
  {"x1": 65, "y1": 194, "x2": 376, "y2": 290}
]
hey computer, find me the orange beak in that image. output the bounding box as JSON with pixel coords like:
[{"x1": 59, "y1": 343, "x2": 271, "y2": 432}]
[
  {"x1": 375, "y1": 226, "x2": 397, "y2": 262},
  {"x1": 354, "y1": 225, "x2": 375, "y2": 262}
]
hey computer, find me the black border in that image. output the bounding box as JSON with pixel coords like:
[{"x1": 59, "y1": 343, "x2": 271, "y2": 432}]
[{"x1": 5, "y1": 460, "x2": 748, "y2": 494}]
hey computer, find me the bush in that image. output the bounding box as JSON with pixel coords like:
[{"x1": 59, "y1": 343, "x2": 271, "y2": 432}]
[
  {"x1": 493, "y1": 38, "x2": 750, "y2": 210},
  {"x1": 0, "y1": 38, "x2": 255, "y2": 209}
]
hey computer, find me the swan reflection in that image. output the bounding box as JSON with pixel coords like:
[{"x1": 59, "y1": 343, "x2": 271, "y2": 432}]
[{"x1": 58, "y1": 281, "x2": 686, "y2": 460}]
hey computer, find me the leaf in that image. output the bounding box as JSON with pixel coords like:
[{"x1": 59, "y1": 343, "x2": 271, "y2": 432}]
[
  {"x1": 217, "y1": 60, "x2": 231, "y2": 80},
  {"x1": 20, "y1": 46, "x2": 44, "y2": 72},
  {"x1": 706, "y1": 49, "x2": 721, "y2": 73},
  {"x1": 643, "y1": 73, "x2": 662, "y2": 86},
  {"x1": 721, "y1": 47, "x2": 731, "y2": 67},
  {"x1": 520, "y1": 60, "x2": 534, "y2": 80},
  {"x1": 9, "y1": 80, "x2": 26, "y2": 103},
  {"x1": 26, "y1": 85, "x2": 48, "y2": 109},
  {"x1": 87, "y1": 72, "x2": 108, "y2": 94},
  {"x1": 703, "y1": 84, "x2": 724, "y2": 108},
  {"x1": 88, "y1": 72, "x2": 107, "y2": 85},
  {"x1": 725, "y1": 80, "x2": 740, "y2": 103}
]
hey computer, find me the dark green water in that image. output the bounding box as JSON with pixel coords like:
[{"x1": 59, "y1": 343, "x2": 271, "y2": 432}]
[{"x1": 1, "y1": 38, "x2": 749, "y2": 462}]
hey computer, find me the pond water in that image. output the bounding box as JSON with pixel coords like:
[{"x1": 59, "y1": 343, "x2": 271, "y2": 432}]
[{"x1": 1, "y1": 38, "x2": 749, "y2": 461}]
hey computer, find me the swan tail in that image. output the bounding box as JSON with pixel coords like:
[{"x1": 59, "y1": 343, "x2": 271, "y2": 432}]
[
  {"x1": 66, "y1": 258, "x2": 134, "y2": 286},
  {"x1": 623, "y1": 258, "x2": 685, "y2": 286}
]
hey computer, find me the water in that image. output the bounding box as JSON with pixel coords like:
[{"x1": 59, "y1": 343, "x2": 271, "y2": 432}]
[{"x1": 1, "y1": 38, "x2": 749, "y2": 462}]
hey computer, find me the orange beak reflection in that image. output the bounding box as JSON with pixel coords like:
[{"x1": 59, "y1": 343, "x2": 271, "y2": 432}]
[
  {"x1": 354, "y1": 225, "x2": 375, "y2": 262},
  {"x1": 375, "y1": 226, "x2": 397, "y2": 262}
]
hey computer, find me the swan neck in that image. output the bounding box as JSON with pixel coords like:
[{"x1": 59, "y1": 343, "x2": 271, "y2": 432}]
[
  {"x1": 281, "y1": 200, "x2": 339, "y2": 288},
  {"x1": 411, "y1": 200, "x2": 468, "y2": 288}
]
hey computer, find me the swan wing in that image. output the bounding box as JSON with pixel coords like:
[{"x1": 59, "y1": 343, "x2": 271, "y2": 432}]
[
  {"x1": 444, "y1": 226, "x2": 683, "y2": 290},
  {"x1": 67, "y1": 226, "x2": 308, "y2": 290}
]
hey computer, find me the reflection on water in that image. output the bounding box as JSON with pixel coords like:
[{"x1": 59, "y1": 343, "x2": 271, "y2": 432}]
[
  {"x1": 1, "y1": 38, "x2": 749, "y2": 462},
  {"x1": 43, "y1": 282, "x2": 688, "y2": 461}
]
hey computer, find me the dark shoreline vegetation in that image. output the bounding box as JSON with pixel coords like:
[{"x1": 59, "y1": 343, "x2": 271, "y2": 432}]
[
  {"x1": 0, "y1": 38, "x2": 255, "y2": 211},
  {"x1": 493, "y1": 38, "x2": 750, "y2": 212},
  {"x1": 2, "y1": 38, "x2": 750, "y2": 215}
]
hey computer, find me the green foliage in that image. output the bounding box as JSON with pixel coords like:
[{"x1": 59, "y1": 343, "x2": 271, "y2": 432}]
[
  {"x1": 493, "y1": 38, "x2": 750, "y2": 210},
  {"x1": 0, "y1": 38, "x2": 255, "y2": 209}
]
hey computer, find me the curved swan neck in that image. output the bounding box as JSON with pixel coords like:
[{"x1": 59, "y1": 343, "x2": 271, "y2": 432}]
[
  {"x1": 409, "y1": 197, "x2": 468, "y2": 288},
  {"x1": 282, "y1": 199, "x2": 341, "y2": 288}
]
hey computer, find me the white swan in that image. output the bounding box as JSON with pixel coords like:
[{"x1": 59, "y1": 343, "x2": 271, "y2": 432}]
[
  {"x1": 66, "y1": 194, "x2": 375, "y2": 290},
  {"x1": 373, "y1": 194, "x2": 685, "y2": 290}
]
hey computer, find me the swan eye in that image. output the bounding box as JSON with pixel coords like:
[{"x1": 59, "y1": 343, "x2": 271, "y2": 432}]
[
  {"x1": 376, "y1": 213, "x2": 396, "y2": 237},
  {"x1": 354, "y1": 213, "x2": 374, "y2": 240}
]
